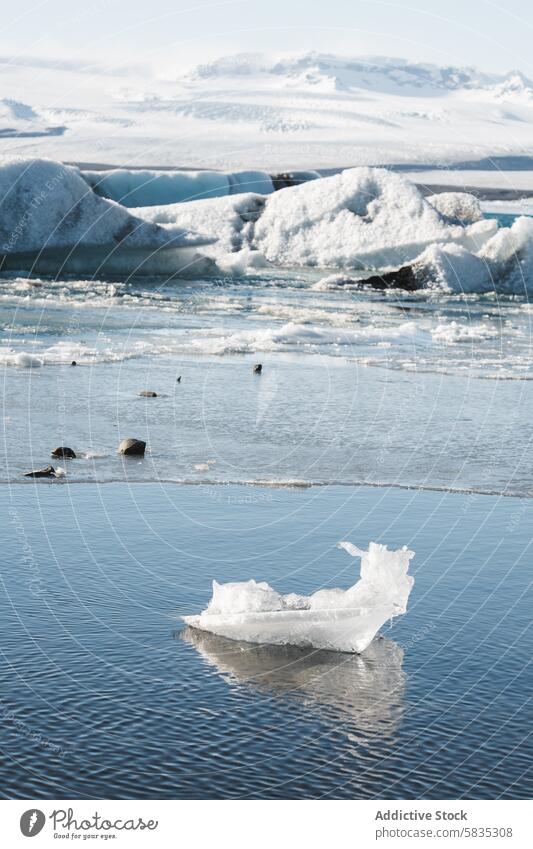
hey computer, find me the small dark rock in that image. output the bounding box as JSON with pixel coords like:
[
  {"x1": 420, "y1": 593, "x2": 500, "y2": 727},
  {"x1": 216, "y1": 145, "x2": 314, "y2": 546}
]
[
  {"x1": 176, "y1": 376, "x2": 181, "y2": 383},
  {"x1": 139, "y1": 391, "x2": 157, "y2": 398},
  {"x1": 354, "y1": 266, "x2": 420, "y2": 292},
  {"x1": 118, "y1": 438, "x2": 146, "y2": 457},
  {"x1": 272, "y1": 173, "x2": 295, "y2": 191},
  {"x1": 71, "y1": 361, "x2": 77, "y2": 366},
  {"x1": 24, "y1": 465, "x2": 56, "y2": 478},
  {"x1": 253, "y1": 363, "x2": 262, "y2": 374},
  {"x1": 51, "y1": 447, "x2": 76, "y2": 459}
]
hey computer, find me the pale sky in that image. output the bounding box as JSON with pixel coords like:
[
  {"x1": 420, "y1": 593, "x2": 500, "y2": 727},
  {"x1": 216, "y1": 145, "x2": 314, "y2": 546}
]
[{"x1": 1, "y1": 0, "x2": 533, "y2": 77}]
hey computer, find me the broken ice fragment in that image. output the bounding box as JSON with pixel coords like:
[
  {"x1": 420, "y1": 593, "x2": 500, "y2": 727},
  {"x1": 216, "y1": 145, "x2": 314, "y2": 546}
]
[{"x1": 183, "y1": 541, "x2": 414, "y2": 654}]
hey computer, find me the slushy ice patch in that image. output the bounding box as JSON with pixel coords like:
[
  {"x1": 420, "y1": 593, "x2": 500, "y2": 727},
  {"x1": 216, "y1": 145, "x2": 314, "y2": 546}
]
[{"x1": 183, "y1": 541, "x2": 415, "y2": 653}]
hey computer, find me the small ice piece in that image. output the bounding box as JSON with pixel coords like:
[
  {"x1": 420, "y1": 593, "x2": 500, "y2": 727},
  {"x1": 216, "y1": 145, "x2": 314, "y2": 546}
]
[
  {"x1": 183, "y1": 541, "x2": 415, "y2": 654},
  {"x1": 194, "y1": 459, "x2": 217, "y2": 472},
  {"x1": 10, "y1": 352, "x2": 43, "y2": 368}
]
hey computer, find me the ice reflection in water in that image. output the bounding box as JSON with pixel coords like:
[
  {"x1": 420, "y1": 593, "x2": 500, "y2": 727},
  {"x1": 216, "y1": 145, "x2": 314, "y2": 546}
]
[{"x1": 182, "y1": 629, "x2": 405, "y2": 737}]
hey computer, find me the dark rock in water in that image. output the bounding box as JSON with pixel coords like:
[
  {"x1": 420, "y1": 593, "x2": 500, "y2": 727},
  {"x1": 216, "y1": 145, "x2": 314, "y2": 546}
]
[
  {"x1": 253, "y1": 363, "x2": 263, "y2": 374},
  {"x1": 71, "y1": 360, "x2": 77, "y2": 366},
  {"x1": 271, "y1": 171, "x2": 320, "y2": 191},
  {"x1": 356, "y1": 266, "x2": 420, "y2": 292},
  {"x1": 176, "y1": 376, "x2": 181, "y2": 383},
  {"x1": 139, "y1": 391, "x2": 157, "y2": 397},
  {"x1": 118, "y1": 438, "x2": 146, "y2": 456},
  {"x1": 272, "y1": 173, "x2": 293, "y2": 191},
  {"x1": 24, "y1": 465, "x2": 56, "y2": 478},
  {"x1": 51, "y1": 447, "x2": 76, "y2": 459}
]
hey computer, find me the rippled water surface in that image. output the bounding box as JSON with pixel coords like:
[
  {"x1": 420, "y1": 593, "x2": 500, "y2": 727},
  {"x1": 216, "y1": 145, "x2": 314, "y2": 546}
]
[{"x1": 2, "y1": 483, "x2": 531, "y2": 799}]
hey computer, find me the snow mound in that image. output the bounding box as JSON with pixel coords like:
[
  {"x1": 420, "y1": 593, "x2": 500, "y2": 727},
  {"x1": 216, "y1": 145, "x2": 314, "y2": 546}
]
[
  {"x1": 254, "y1": 167, "x2": 461, "y2": 269},
  {"x1": 0, "y1": 157, "x2": 212, "y2": 276},
  {"x1": 183, "y1": 541, "x2": 415, "y2": 653},
  {"x1": 426, "y1": 192, "x2": 483, "y2": 225},
  {"x1": 83, "y1": 167, "x2": 274, "y2": 208}
]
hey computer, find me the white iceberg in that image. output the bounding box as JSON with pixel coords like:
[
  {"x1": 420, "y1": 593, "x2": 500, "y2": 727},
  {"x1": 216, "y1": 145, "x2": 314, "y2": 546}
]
[
  {"x1": 183, "y1": 541, "x2": 415, "y2": 654},
  {"x1": 253, "y1": 167, "x2": 479, "y2": 269},
  {"x1": 4, "y1": 157, "x2": 527, "y2": 288},
  {"x1": 0, "y1": 157, "x2": 213, "y2": 276},
  {"x1": 133, "y1": 167, "x2": 494, "y2": 275}
]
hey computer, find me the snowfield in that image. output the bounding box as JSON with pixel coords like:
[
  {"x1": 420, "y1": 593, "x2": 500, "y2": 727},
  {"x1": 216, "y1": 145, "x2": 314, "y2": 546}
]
[{"x1": 2, "y1": 51, "x2": 533, "y2": 174}]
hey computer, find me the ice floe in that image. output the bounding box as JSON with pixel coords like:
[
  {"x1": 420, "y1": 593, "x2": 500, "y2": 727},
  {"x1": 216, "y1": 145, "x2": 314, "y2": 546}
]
[
  {"x1": 183, "y1": 541, "x2": 415, "y2": 653},
  {"x1": 133, "y1": 192, "x2": 267, "y2": 267}
]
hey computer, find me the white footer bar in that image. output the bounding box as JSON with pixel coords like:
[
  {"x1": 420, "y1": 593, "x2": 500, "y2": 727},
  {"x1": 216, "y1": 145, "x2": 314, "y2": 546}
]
[{"x1": 1, "y1": 799, "x2": 530, "y2": 848}]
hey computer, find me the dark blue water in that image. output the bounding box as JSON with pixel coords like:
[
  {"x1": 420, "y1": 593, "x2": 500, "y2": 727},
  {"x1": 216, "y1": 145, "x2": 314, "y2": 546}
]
[{"x1": 1, "y1": 483, "x2": 531, "y2": 799}]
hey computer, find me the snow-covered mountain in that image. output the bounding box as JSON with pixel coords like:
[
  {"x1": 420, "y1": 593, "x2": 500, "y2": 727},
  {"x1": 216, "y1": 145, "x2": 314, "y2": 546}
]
[
  {"x1": 1, "y1": 51, "x2": 533, "y2": 170},
  {"x1": 183, "y1": 52, "x2": 514, "y2": 94}
]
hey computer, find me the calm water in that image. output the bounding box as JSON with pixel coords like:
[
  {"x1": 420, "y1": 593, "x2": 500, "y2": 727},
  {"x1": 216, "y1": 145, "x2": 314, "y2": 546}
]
[{"x1": 2, "y1": 483, "x2": 531, "y2": 799}]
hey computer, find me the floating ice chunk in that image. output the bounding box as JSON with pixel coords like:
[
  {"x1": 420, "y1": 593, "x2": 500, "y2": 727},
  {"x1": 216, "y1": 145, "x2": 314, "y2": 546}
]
[
  {"x1": 455, "y1": 218, "x2": 498, "y2": 253},
  {"x1": 9, "y1": 352, "x2": 43, "y2": 368},
  {"x1": 479, "y1": 215, "x2": 533, "y2": 294},
  {"x1": 132, "y1": 167, "x2": 497, "y2": 276},
  {"x1": 431, "y1": 321, "x2": 499, "y2": 344},
  {"x1": 183, "y1": 541, "x2": 415, "y2": 653},
  {"x1": 194, "y1": 459, "x2": 217, "y2": 472},
  {"x1": 415, "y1": 243, "x2": 493, "y2": 293}
]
